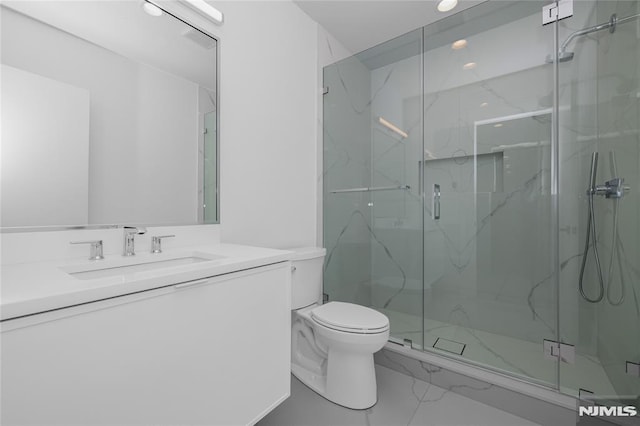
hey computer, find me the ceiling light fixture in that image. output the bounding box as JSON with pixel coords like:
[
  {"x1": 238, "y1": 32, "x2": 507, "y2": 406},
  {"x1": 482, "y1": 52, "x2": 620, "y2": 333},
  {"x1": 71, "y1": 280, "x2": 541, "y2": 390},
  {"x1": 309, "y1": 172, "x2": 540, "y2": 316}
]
[
  {"x1": 378, "y1": 117, "x2": 408, "y2": 139},
  {"x1": 480, "y1": 102, "x2": 489, "y2": 107},
  {"x1": 437, "y1": 0, "x2": 458, "y2": 13},
  {"x1": 451, "y1": 39, "x2": 467, "y2": 50},
  {"x1": 463, "y1": 62, "x2": 477, "y2": 70},
  {"x1": 142, "y1": 1, "x2": 163, "y2": 17},
  {"x1": 179, "y1": 0, "x2": 224, "y2": 25}
]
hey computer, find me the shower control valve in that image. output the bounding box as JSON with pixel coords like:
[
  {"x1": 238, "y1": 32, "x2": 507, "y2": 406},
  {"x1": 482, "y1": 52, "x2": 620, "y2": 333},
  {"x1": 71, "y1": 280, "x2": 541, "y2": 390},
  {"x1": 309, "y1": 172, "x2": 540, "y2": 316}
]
[{"x1": 592, "y1": 177, "x2": 629, "y2": 199}]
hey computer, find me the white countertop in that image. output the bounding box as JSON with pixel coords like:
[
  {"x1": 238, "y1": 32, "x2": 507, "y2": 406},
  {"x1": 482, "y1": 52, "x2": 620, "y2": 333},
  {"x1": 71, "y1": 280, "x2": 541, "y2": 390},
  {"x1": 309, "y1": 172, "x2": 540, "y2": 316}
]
[{"x1": 1, "y1": 243, "x2": 291, "y2": 321}]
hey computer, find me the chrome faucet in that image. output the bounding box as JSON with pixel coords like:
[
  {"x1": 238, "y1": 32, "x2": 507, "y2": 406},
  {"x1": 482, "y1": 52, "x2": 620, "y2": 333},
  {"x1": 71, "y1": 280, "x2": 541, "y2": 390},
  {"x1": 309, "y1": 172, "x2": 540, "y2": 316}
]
[
  {"x1": 151, "y1": 235, "x2": 175, "y2": 253},
  {"x1": 70, "y1": 240, "x2": 104, "y2": 260},
  {"x1": 123, "y1": 226, "x2": 147, "y2": 256}
]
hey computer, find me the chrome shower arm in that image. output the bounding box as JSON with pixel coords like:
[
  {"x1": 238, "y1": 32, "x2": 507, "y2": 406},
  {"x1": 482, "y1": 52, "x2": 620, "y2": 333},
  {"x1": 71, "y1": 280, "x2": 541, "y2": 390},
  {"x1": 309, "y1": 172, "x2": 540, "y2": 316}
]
[
  {"x1": 560, "y1": 16, "x2": 614, "y2": 54},
  {"x1": 560, "y1": 12, "x2": 640, "y2": 55}
]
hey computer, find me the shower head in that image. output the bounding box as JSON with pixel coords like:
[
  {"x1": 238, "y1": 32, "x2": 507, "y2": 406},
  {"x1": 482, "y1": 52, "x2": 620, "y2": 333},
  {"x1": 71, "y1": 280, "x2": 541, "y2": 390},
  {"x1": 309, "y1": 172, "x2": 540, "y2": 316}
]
[
  {"x1": 546, "y1": 12, "x2": 639, "y2": 65},
  {"x1": 557, "y1": 50, "x2": 575, "y2": 62},
  {"x1": 545, "y1": 50, "x2": 574, "y2": 64}
]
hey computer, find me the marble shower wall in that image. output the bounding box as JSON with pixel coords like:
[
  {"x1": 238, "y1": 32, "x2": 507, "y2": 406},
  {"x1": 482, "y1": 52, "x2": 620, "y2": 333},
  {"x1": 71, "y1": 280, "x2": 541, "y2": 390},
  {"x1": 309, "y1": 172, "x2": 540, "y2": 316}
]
[
  {"x1": 368, "y1": 30, "x2": 424, "y2": 321},
  {"x1": 420, "y1": 66, "x2": 556, "y2": 347},
  {"x1": 559, "y1": 0, "x2": 640, "y2": 401},
  {"x1": 368, "y1": 5, "x2": 561, "y2": 351},
  {"x1": 594, "y1": 0, "x2": 640, "y2": 400},
  {"x1": 323, "y1": 29, "x2": 426, "y2": 343},
  {"x1": 557, "y1": 0, "x2": 603, "y2": 363},
  {"x1": 322, "y1": 0, "x2": 639, "y2": 401},
  {"x1": 322, "y1": 54, "x2": 373, "y2": 306}
]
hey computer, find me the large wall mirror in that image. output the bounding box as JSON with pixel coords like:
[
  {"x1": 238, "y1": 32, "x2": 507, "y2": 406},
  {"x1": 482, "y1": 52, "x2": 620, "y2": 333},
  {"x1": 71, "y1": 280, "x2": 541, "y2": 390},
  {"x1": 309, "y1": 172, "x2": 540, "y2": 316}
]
[{"x1": 1, "y1": 1, "x2": 219, "y2": 229}]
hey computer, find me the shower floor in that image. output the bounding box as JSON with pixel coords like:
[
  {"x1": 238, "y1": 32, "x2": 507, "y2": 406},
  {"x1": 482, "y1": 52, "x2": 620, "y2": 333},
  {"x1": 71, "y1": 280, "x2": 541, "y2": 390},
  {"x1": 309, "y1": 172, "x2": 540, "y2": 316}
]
[{"x1": 379, "y1": 308, "x2": 617, "y2": 399}]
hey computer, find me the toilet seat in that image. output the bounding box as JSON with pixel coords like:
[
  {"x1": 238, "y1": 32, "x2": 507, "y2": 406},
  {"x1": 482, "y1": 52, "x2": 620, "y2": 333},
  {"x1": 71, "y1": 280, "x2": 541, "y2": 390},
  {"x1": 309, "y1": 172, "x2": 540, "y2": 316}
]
[{"x1": 311, "y1": 302, "x2": 389, "y2": 334}]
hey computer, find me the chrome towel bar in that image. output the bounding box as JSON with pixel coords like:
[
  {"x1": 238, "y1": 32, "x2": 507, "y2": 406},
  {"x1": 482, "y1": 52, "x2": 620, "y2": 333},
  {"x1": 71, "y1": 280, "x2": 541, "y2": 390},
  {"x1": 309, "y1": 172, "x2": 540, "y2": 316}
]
[{"x1": 330, "y1": 185, "x2": 410, "y2": 194}]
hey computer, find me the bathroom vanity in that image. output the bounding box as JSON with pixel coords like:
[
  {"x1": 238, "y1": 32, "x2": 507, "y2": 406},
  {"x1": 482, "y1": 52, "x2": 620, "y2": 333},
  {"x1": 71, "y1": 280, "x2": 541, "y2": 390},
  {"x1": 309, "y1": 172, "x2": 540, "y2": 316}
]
[
  {"x1": 1, "y1": 241, "x2": 292, "y2": 425},
  {"x1": 2, "y1": 2, "x2": 291, "y2": 424}
]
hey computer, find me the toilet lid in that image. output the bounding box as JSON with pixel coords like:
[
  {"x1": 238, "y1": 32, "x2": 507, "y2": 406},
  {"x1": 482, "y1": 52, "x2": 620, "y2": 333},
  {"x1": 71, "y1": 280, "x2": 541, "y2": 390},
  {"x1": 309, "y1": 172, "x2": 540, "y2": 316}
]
[{"x1": 311, "y1": 302, "x2": 389, "y2": 334}]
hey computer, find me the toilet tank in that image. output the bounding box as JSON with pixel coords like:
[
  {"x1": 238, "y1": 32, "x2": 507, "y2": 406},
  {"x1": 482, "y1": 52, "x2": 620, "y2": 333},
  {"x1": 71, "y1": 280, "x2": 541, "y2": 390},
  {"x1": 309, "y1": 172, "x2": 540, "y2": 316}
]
[{"x1": 289, "y1": 247, "x2": 326, "y2": 309}]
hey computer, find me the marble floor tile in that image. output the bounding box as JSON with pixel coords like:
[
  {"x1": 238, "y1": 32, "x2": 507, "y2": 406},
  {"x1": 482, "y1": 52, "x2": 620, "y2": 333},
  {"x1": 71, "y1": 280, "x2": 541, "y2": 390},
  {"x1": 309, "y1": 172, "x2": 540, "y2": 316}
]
[
  {"x1": 258, "y1": 365, "x2": 539, "y2": 426},
  {"x1": 409, "y1": 385, "x2": 542, "y2": 426},
  {"x1": 381, "y1": 308, "x2": 617, "y2": 398},
  {"x1": 257, "y1": 373, "x2": 368, "y2": 426}
]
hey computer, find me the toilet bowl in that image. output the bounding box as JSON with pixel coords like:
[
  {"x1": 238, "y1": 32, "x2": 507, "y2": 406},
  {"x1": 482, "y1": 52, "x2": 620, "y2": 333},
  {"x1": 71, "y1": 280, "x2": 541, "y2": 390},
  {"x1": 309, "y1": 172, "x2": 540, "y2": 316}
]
[{"x1": 288, "y1": 247, "x2": 390, "y2": 410}]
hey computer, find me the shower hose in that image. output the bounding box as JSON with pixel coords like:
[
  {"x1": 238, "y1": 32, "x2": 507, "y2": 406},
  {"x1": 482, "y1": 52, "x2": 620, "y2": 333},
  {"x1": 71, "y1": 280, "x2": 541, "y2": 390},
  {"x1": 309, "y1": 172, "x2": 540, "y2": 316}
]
[{"x1": 578, "y1": 152, "x2": 625, "y2": 305}]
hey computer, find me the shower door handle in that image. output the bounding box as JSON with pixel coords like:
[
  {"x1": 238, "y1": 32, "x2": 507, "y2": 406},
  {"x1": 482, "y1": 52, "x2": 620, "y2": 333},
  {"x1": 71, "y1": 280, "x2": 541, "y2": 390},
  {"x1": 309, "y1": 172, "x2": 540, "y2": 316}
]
[
  {"x1": 432, "y1": 184, "x2": 441, "y2": 220},
  {"x1": 418, "y1": 160, "x2": 424, "y2": 197}
]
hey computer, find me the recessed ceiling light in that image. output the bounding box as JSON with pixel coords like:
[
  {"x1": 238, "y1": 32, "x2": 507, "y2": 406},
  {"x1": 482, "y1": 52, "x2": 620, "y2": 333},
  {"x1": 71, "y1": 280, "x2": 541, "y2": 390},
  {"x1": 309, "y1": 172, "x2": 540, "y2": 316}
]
[
  {"x1": 451, "y1": 39, "x2": 467, "y2": 50},
  {"x1": 181, "y1": 0, "x2": 224, "y2": 25},
  {"x1": 142, "y1": 1, "x2": 163, "y2": 17},
  {"x1": 463, "y1": 62, "x2": 477, "y2": 70},
  {"x1": 494, "y1": 123, "x2": 504, "y2": 128},
  {"x1": 480, "y1": 102, "x2": 489, "y2": 107},
  {"x1": 437, "y1": 0, "x2": 458, "y2": 13}
]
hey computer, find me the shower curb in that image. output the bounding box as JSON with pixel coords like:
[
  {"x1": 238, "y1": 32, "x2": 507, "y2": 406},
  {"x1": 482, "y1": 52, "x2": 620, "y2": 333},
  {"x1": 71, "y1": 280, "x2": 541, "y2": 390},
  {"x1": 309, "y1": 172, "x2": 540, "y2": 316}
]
[{"x1": 375, "y1": 343, "x2": 579, "y2": 426}]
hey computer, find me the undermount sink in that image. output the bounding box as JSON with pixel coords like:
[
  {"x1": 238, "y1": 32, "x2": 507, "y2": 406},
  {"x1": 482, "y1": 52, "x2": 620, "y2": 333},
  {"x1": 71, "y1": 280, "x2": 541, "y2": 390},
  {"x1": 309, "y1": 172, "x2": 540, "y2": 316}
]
[{"x1": 61, "y1": 252, "x2": 224, "y2": 280}]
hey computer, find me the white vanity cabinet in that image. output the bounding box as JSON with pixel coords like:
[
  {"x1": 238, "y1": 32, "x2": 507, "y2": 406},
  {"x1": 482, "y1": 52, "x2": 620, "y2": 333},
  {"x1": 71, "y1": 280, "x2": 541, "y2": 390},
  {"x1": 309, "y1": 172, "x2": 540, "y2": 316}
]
[{"x1": 1, "y1": 262, "x2": 291, "y2": 426}]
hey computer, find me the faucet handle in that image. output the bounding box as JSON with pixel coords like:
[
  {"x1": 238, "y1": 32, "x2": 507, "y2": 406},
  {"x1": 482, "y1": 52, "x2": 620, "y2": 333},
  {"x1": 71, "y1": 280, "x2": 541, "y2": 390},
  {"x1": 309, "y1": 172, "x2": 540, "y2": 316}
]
[
  {"x1": 70, "y1": 240, "x2": 104, "y2": 260},
  {"x1": 124, "y1": 226, "x2": 147, "y2": 235},
  {"x1": 151, "y1": 235, "x2": 175, "y2": 254}
]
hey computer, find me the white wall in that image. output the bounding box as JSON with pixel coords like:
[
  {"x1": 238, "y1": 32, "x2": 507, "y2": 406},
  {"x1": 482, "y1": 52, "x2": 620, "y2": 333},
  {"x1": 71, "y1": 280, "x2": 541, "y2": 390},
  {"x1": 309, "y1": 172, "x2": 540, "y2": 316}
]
[
  {"x1": 1, "y1": 65, "x2": 90, "y2": 227},
  {"x1": 204, "y1": 1, "x2": 319, "y2": 249}
]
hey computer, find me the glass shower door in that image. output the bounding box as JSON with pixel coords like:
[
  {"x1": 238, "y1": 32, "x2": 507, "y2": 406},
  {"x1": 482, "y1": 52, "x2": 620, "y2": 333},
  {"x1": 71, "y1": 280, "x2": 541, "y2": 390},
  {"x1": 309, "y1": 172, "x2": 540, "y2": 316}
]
[
  {"x1": 558, "y1": 0, "x2": 640, "y2": 407},
  {"x1": 321, "y1": 0, "x2": 639, "y2": 405},
  {"x1": 323, "y1": 29, "x2": 424, "y2": 350},
  {"x1": 421, "y1": 1, "x2": 559, "y2": 387}
]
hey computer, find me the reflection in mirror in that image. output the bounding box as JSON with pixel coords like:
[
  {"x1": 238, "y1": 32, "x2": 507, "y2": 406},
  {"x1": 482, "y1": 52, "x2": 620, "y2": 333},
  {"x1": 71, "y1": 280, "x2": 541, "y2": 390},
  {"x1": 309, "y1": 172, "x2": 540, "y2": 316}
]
[{"x1": 1, "y1": 1, "x2": 218, "y2": 229}]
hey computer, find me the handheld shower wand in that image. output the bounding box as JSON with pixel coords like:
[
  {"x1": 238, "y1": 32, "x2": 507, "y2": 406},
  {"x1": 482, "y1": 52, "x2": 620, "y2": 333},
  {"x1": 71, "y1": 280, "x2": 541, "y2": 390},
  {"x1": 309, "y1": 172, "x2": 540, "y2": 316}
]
[
  {"x1": 578, "y1": 152, "x2": 605, "y2": 303},
  {"x1": 578, "y1": 151, "x2": 630, "y2": 305}
]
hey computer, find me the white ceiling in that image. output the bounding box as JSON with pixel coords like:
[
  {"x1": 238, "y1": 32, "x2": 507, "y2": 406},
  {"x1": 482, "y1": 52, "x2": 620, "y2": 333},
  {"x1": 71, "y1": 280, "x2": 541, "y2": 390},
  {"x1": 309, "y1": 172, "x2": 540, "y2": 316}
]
[{"x1": 294, "y1": 0, "x2": 487, "y2": 54}]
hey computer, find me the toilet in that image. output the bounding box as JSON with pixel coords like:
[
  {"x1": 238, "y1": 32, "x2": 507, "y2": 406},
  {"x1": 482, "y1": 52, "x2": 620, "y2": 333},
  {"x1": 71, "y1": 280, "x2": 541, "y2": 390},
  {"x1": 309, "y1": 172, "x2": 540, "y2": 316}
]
[{"x1": 288, "y1": 247, "x2": 390, "y2": 410}]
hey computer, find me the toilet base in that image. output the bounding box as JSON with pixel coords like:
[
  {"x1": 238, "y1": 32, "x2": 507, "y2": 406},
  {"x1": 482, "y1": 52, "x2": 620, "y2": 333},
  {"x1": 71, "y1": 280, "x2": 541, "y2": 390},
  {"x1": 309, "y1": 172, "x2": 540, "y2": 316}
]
[
  {"x1": 325, "y1": 348, "x2": 378, "y2": 409},
  {"x1": 292, "y1": 349, "x2": 378, "y2": 410},
  {"x1": 290, "y1": 303, "x2": 389, "y2": 410}
]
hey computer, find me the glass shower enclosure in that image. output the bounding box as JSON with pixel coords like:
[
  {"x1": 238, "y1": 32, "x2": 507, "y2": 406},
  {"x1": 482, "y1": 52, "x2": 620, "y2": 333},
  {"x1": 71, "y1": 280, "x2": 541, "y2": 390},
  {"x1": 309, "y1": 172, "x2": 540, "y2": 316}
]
[{"x1": 323, "y1": 0, "x2": 639, "y2": 406}]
